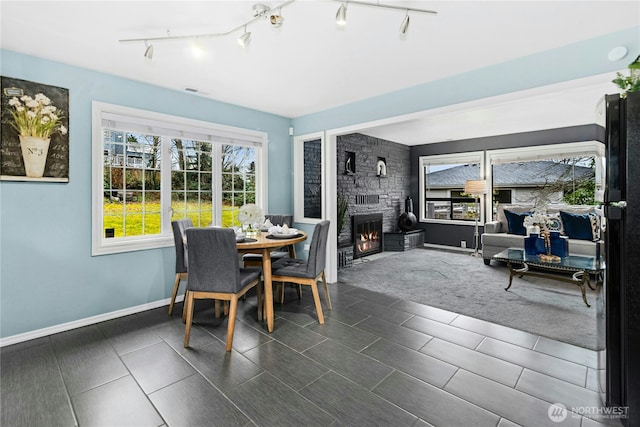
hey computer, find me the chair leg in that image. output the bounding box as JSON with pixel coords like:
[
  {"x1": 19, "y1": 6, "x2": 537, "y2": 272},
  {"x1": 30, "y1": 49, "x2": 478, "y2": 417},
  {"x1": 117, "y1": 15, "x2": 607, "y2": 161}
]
[
  {"x1": 310, "y1": 280, "x2": 324, "y2": 324},
  {"x1": 275, "y1": 282, "x2": 284, "y2": 303},
  {"x1": 225, "y1": 296, "x2": 239, "y2": 352},
  {"x1": 224, "y1": 301, "x2": 230, "y2": 316},
  {"x1": 214, "y1": 300, "x2": 221, "y2": 318},
  {"x1": 182, "y1": 290, "x2": 189, "y2": 323},
  {"x1": 296, "y1": 284, "x2": 303, "y2": 299},
  {"x1": 256, "y1": 281, "x2": 263, "y2": 321},
  {"x1": 183, "y1": 293, "x2": 195, "y2": 347},
  {"x1": 321, "y1": 271, "x2": 332, "y2": 310},
  {"x1": 169, "y1": 273, "x2": 181, "y2": 315}
]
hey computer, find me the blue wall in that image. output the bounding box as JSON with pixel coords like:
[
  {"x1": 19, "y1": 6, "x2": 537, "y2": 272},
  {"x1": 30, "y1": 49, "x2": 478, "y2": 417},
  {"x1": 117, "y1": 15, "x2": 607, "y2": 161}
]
[{"x1": 0, "y1": 50, "x2": 292, "y2": 340}]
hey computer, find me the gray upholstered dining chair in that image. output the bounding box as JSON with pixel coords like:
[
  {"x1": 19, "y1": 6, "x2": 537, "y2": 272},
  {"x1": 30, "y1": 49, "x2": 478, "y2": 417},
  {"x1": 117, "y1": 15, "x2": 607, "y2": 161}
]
[
  {"x1": 270, "y1": 220, "x2": 332, "y2": 324},
  {"x1": 169, "y1": 218, "x2": 193, "y2": 316},
  {"x1": 183, "y1": 227, "x2": 262, "y2": 351}
]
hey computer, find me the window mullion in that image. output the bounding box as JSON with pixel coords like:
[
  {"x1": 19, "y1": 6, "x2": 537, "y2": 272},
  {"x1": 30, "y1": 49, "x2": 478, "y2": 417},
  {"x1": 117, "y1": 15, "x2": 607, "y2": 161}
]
[
  {"x1": 212, "y1": 143, "x2": 222, "y2": 226},
  {"x1": 161, "y1": 135, "x2": 172, "y2": 235}
]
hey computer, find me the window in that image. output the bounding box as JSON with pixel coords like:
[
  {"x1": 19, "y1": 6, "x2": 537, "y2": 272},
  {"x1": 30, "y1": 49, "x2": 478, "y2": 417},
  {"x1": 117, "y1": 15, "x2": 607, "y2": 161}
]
[
  {"x1": 419, "y1": 143, "x2": 605, "y2": 226},
  {"x1": 419, "y1": 152, "x2": 484, "y2": 224},
  {"x1": 92, "y1": 102, "x2": 266, "y2": 255},
  {"x1": 487, "y1": 141, "x2": 604, "y2": 219}
]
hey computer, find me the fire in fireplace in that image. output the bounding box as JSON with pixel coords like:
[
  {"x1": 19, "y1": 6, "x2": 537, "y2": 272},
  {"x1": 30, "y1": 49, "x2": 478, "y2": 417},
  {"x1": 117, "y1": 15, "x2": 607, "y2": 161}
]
[{"x1": 352, "y1": 213, "x2": 383, "y2": 258}]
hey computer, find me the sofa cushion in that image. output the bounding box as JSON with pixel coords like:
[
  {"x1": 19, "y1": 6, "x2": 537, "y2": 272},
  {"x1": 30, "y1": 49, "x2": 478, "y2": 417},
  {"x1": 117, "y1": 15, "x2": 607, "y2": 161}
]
[
  {"x1": 503, "y1": 209, "x2": 531, "y2": 236},
  {"x1": 559, "y1": 211, "x2": 595, "y2": 241},
  {"x1": 543, "y1": 212, "x2": 564, "y2": 234},
  {"x1": 496, "y1": 204, "x2": 532, "y2": 233}
]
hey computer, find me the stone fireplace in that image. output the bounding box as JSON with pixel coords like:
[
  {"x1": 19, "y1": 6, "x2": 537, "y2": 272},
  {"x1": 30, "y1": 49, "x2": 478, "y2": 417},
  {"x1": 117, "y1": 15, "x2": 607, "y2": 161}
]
[
  {"x1": 352, "y1": 213, "x2": 383, "y2": 258},
  {"x1": 336, "y1": 133, "x2": 411, "y2": 269}
]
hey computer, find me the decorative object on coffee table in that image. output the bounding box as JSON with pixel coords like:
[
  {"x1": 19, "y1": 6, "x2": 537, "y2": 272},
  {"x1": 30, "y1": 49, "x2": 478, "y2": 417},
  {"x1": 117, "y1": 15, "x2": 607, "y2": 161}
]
[{"x1": 524, "y1": 232, "x2": 545, "y2": 255}]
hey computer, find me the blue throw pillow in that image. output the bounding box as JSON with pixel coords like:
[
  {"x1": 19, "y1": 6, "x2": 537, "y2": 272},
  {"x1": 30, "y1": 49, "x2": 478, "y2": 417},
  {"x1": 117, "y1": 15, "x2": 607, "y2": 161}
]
[
  {"x1": 503, "y1": 210, "x2": 530, "y2": 236},
  {"x1": 559, "y1": 211, "x2": 594, "y2": 240}
]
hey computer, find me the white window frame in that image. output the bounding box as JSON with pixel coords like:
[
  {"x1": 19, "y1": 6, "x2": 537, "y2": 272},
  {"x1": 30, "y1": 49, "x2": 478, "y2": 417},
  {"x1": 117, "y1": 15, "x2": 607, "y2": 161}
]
[
  {"x1": 419, "y1": 151, "x2": 485, "y2": 225},
  {"x1": 486, "y1": 141, "x2": 605, "y2": 219},
  {"x1": 91, "y1": 102, "x2": 267, "y2": 256}
]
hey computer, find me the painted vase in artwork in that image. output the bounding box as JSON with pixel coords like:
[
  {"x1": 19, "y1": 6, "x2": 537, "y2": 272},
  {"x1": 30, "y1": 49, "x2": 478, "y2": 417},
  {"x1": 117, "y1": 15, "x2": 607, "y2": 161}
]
[{"x1": 19, "y1": 135, "x2": 50, "y2": 178}]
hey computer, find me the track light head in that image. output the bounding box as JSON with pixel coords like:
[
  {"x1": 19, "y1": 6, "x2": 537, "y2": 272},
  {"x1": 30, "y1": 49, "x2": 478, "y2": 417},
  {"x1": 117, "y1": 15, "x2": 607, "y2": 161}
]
[
  {"x1": 252, "y1": 3, "x2": 269, "y2": 18},
  {"x1": 143, "y1": 42, "x2": 154, "y2": 59},
  {"x1": 336, "y1": 3, "x2": 347, "y2": 26},
  {"x1": 270, "y1": 13, "x2": 284, "y2": 27},
  {"x1": 400, "y1": 12, "x2": 410, "y2": 35},
  {"x1": 237, "y1": 27, "x2": 251, "y2": 48}
]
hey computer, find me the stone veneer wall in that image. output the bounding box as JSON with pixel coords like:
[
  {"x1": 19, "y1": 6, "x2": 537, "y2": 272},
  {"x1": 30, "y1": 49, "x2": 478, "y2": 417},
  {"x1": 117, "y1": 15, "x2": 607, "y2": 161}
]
[{"x1": 337, "y1": 133, "x2": 411, "y2": 245}]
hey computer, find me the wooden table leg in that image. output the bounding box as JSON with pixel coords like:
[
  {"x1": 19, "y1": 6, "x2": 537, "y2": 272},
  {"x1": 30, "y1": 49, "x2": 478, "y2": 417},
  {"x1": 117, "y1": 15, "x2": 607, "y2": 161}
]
[{"x1": 262, "y1": 249, "x2": 274, "y2": 332}]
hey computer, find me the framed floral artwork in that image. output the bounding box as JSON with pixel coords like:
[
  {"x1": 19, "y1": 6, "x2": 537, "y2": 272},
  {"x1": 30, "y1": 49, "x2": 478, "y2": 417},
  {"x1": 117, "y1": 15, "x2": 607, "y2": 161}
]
[{"x1": 1, "y1": 76, "x2": 70, "y2": 182}]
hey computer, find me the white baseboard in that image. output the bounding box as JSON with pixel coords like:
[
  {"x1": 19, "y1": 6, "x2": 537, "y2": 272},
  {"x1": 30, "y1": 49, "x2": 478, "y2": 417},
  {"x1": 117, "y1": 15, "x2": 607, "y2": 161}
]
[
  {"x1": 423, "y1": 243, "x2": 476, "y2": 254},
  {"x1": 0, "y1": 295, "x2": 184, "y2": 348}
]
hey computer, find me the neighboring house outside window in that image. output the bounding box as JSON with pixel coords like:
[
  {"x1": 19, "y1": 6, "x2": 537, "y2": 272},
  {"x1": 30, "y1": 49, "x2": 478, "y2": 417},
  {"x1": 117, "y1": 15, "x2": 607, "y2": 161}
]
[{"x1": 92, "y1": 102, "x2": 266, "y2": 256}]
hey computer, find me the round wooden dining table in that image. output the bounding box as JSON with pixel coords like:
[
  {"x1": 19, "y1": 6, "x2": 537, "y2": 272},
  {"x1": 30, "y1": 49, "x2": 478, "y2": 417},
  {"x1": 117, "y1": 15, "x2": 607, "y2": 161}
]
[{"x1": 236, "y1": 231, "x2": 307, "y2": 332}]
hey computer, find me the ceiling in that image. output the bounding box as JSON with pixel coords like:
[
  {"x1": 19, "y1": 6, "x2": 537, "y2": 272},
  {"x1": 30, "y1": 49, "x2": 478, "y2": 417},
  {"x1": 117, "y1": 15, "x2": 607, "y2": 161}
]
[{"x1": 1, "y1": 1, "x2": 638, "y2": 145}]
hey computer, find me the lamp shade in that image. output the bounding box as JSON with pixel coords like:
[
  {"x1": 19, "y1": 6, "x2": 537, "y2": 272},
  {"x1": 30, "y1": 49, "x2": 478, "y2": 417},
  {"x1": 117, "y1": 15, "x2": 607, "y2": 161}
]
[{"x1": 464, "y1": 179, "x2": 487, "y2": 196}]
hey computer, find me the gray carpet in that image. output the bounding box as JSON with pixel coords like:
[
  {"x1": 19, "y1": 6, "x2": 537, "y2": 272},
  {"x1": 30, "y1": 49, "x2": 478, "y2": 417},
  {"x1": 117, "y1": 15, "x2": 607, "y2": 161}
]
[{"x1": 338, "y1": 247, "x2": 599, "y2": 350}]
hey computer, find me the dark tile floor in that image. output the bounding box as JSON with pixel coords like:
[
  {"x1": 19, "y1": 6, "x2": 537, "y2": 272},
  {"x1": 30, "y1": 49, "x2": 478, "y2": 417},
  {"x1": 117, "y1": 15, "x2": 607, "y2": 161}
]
[{"x1": 1, "y1": 281, "x2": 621, "y2": 427}]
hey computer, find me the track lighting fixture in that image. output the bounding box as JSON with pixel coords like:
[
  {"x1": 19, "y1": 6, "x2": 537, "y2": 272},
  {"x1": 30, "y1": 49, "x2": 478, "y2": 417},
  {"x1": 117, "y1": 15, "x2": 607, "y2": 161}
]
[
  {"x1": 400, "y1": 11, "x2": 410, "y2": 35},
  {"x1": 336, "y1": 3, "x2": 347, "y2": 26},
  {"x1": 120, "y1": 0, "x2": 437, "y2": 58},
  {"x1": 143, "y1": 41, "x2": 154, "y2": 59},
  {"x1": 237, "y1": 26, "x2": 251, "y2": 48}
]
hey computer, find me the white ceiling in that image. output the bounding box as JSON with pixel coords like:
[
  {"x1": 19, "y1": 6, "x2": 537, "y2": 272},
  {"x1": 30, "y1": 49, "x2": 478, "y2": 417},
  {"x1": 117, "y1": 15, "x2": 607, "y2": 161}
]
[{"x1": 1, "y1": 1, "x2": 638, "y2": 144}]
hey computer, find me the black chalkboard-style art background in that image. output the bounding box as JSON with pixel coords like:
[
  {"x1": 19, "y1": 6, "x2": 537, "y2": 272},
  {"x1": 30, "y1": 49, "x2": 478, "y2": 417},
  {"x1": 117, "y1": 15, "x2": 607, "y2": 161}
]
[{"x1": 1, "y1": 76, "x2": 70, "y2": 182}]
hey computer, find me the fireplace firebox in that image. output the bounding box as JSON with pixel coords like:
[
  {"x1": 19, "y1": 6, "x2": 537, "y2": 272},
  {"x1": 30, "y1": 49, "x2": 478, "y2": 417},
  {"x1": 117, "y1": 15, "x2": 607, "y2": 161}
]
[{"x1": 352, "y1": 213, "x2": 383, "y2": 258}]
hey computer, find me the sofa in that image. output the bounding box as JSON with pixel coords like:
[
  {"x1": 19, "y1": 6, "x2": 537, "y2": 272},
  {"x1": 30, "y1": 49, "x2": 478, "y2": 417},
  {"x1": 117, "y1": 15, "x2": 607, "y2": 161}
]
[{"x1": 481, "y1": 203, "x2": 603, "y2": 265}]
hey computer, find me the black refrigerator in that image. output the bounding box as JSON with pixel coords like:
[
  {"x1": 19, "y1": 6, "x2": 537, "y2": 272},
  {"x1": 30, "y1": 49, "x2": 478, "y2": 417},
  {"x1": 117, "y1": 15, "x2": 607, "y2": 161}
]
[{"x1": 598, "y1": 91, "x2": 640, "y2": 426}]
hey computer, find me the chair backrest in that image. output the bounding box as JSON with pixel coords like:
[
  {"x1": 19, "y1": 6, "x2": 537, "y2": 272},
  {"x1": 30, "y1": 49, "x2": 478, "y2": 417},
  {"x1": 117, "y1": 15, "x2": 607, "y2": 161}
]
[
  {"x1": 172, "y1": 218, "x2": 193, "y2": 274},
  {"x1": 266, "y1": 214, "x2": 293, "y2": 227},
  {"x1": 185, "y1": 227, "x2": 243, "y2": 293},
  {"x1": 306, "y1": 220, "x2": 330, "y2": 278}
]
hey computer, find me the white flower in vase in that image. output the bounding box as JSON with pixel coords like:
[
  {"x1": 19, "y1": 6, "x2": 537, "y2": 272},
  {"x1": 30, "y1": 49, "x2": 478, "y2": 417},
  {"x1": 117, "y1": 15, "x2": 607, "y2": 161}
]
[
  {"x1": 237, "y1": 204, "x2": 264, "y2": 231},
  {"x1": 523, "y1": 211, "x2": 550, "y2": 235}
]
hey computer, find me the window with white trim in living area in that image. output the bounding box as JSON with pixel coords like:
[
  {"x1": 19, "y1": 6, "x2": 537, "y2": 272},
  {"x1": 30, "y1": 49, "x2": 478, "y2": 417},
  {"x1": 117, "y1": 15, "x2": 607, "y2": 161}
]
[
  {"x1": 92, "y1": 102, "x2": 267, "y2": 256},
  {"x1": 419, "y1": 151, "x2": 485, "y2": 225},
  {"x1": 486, "y1": 141, "x2": 605, "y2": 219},
  {"x1": 418, "y1": 142, "x2": 605, "y2": 226}
]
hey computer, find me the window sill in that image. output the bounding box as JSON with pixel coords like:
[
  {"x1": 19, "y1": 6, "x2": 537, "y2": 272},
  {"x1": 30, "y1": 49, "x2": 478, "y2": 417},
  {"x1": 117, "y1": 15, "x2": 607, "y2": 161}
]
[{"x1": 92, "y1": 235, "x2": 174, "y2": 256}]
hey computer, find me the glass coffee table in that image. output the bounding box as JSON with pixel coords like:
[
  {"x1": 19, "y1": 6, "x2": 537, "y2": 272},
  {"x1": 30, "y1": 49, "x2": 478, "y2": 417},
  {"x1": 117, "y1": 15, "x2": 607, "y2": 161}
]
[{"x1": 492, "y1": 248, "x2": 605, "y2": 307}]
